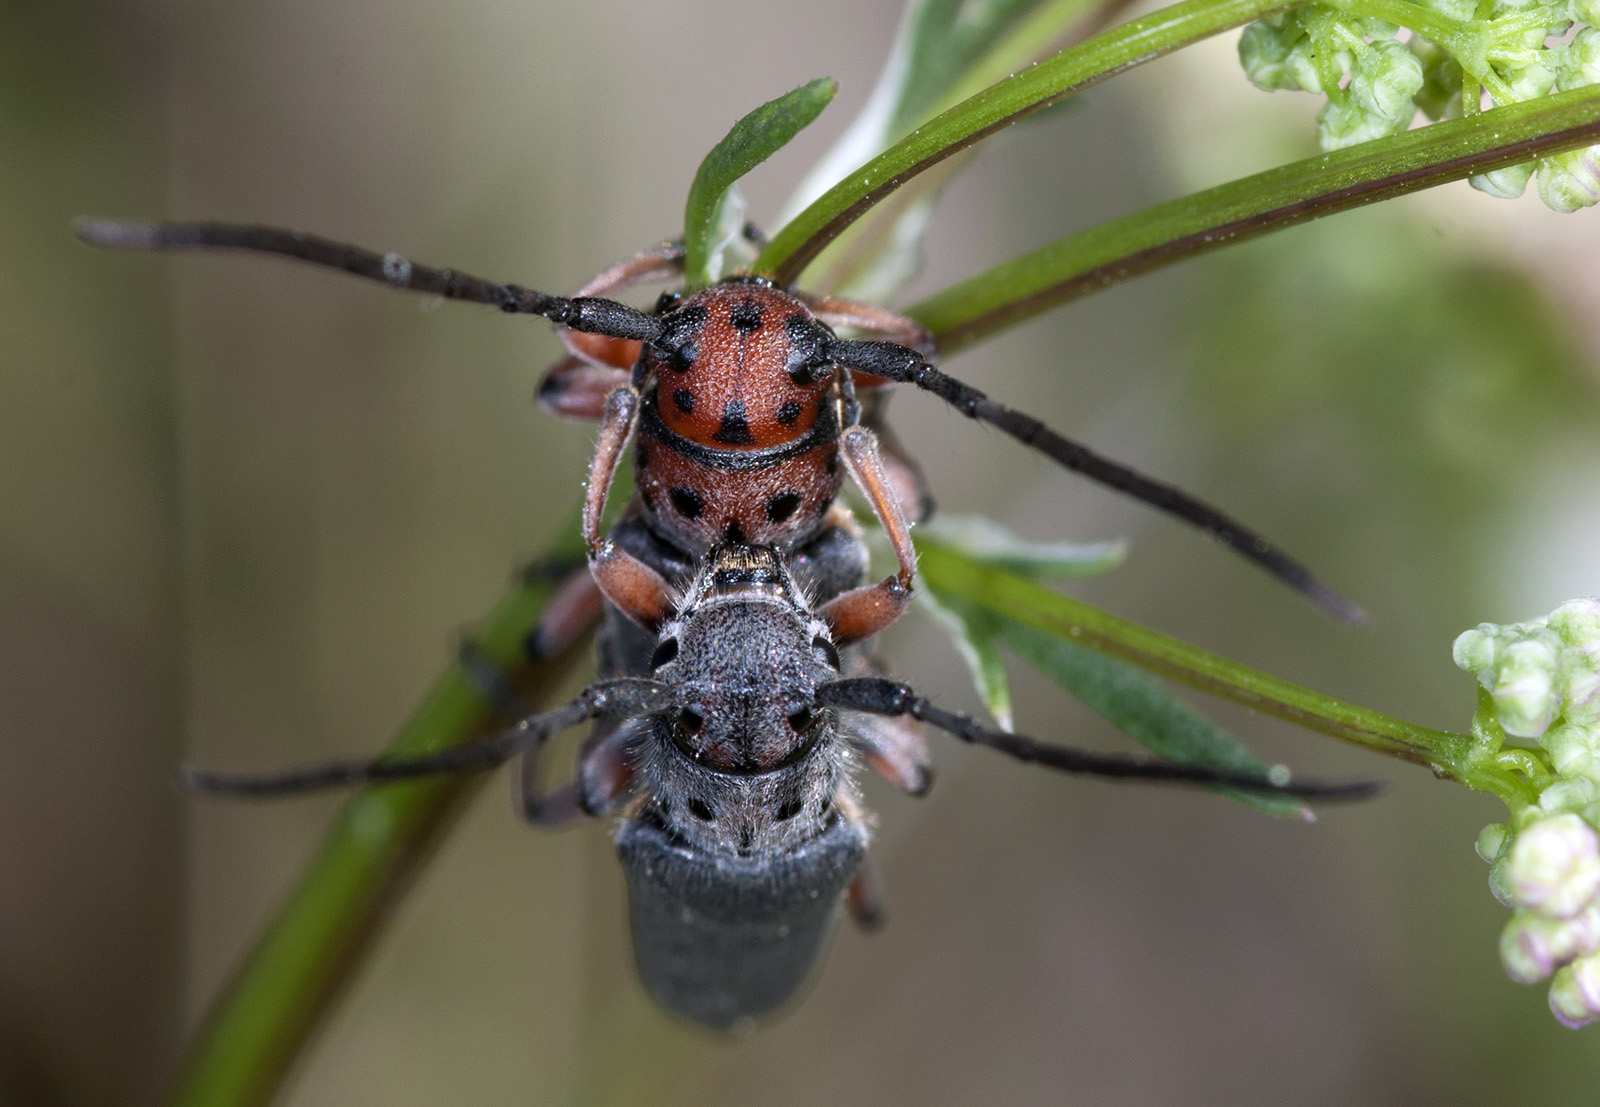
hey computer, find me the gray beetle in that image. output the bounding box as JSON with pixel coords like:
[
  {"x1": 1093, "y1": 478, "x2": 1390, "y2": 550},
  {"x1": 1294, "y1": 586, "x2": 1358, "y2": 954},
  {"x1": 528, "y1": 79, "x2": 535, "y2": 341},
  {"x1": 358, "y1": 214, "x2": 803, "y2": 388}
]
[{"x1": 187, "y1": 538, "x2": 1375, "y2": 1030}]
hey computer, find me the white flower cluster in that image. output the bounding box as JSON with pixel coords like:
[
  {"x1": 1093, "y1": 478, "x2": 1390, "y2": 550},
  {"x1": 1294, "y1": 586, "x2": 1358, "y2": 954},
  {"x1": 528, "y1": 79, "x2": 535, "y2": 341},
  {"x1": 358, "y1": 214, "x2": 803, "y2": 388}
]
[
  {"x1": 1456, "y1": 598, "x2": 1600, "y2": 1026},
  {"x1": 1238, "y1": 0, "x2": 1600, "y2": 211}
]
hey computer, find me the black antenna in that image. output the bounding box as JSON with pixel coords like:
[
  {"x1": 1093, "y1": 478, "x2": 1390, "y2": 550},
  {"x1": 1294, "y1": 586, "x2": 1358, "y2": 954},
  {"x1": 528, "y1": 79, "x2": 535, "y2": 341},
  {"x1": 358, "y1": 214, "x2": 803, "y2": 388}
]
[
  {"x1": 821, "y1": 677, "x2": 1380, "y2": 802},
  {"x1": 823, "y1": 338, "x2": 1366, "y2": 624},
  {"x1": 73, "y1": 219, "x2": 663, "y2": 342}
]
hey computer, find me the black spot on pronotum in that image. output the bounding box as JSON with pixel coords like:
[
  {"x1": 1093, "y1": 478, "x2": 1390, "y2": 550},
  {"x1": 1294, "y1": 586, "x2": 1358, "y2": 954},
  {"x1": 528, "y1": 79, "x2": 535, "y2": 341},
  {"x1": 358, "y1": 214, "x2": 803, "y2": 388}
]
[
  {"x1": 729, "y1": 301, "x2": 763, "y2": 334},
  {"x1": 687, "y1": 796, "x2": 714, "y2": 821},
  {"x1": 649, "y1": 638, "x2": 679, "y2": 669},
  {"x1": 776, "y1": 400, "x2": 803, "y2": 425},
  {"x1": 669, "y1": 487, "x2": 703, "y2": 519},
  {"x1": 775, "y1": 798, "x2": 803, "y2": 821},
  {"x1": 672, "y1": 388, "x2": 695, "y2": 415},
  {"x1": 713, "y1": 400, "x2": 754, "y2": 445},
  {"x1": 723, "y1": 520, "x2": 748, "y2": 544},
  {"x1": 678, "y1": 707, "x2": 705, "y2": 736},
  {"x1": 786, "y1": 706, "x2": 816, "y2": 732},
  {"x1": 765, "y1": 491, "x2": 802, "y2": 523}
]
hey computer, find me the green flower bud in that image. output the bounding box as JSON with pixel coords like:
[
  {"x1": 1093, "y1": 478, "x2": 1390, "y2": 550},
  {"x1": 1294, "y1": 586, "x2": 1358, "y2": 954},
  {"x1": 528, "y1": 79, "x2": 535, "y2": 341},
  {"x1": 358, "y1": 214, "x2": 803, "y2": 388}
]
[
  {"x1": 1509, "y1": 813, "x2": 1600, "y2": 918},
  {"x1": 1495, "y1": 634, "x2": 1564, "y2": 738},
  {"x1": 1411, "y1": 37, "x2": 1463, "y2": 120},
  {"x1": 1551, "y1": 598, "x2": 1600, "y2": 653},
  {"x1": 1575, "y1": 0, "x2": 1600, "y2": 26},
  {"x1": 1478, "y1": 822, "x2": 1510, "y2": 863},
  {"x1": 1537, "y1": 146, "x2": 1600, "y2": 213},
  {"x1": 1491, "y1": 854, "x2": 1519, "y2": 906},
  {"x1": 1454, "y1": 625, "x2": 1506, "y2": 675},
  {"x1": 1350, "y1": 40, "x2": 1425, "y2": 121},
  {"x1": 1501, "y1": 900, "x2": 1600, "y2": 983},
  {"x1": 1538, "y1": 778, "x2": 1600, "y2": 826},
  {"x1": 1239, "y1": 21, "x2": 1304, "y2": 92},
  {"x1": 1559, "y1": 27, "x2": 1600, "y2": 91},
  {"x1": 1545, "y1": 723, "x2": 1600, "y2": 781},
  {"x1": 1506, "y1": 59, "x2": 1558, "y2": 103},
  {"x1": 1549, "y1": 952, "x2": 1600, "y2": 1027},
  {"x1": 1470, "y1": 161, "x2": 1537, "y2": 199},
  {"x1": 1552, "y1": 598, "x2": 1600, "y2": 723}
]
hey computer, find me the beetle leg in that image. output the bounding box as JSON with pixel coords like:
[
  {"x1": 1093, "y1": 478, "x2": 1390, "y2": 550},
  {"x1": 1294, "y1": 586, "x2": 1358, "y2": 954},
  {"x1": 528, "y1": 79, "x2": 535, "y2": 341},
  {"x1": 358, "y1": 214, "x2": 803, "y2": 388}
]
[
  {"x1": 537, "y1": 357, "x2": 630, "y2": 421},
  {"x1": 860, "y1": 390, "x2": 934, "y2": 525},
  {"x1": 586, "y1": 388, "x2": 676, "y2": 628},
  {"x1": 516, "y1": 717, "x2": 639, "y2": 825},
  {"x1": 847, "y1": 712, "x2": 933, "y2": 797},
  {"x1": 806, "y1": 294, "x2": 934, "y2": 355},
  {"x1": 817, "y1": 424, "x2": 915, "y2": 644},
  {"x1": 845, "y1": 861, "x2": 888, "y2": 932},
  {"x1": 522, "y1": 566, "x2": 606, "y2": 660}
]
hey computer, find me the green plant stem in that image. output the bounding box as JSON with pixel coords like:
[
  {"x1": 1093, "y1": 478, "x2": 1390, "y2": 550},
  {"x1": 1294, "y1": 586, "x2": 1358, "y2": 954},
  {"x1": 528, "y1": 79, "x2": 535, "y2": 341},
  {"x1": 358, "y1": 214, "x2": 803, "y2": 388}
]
[
  {"x1": 755, "y1": 0, "x2": 1298, "y2": 285},
  {"x1": 915, "y1": 538, "x2": 1539, "y2": 807},
  {"x1": 911, "y1": 85, "x2": 1600, "y2": 351},
  {"x1": 165, "y1": 525, "x2": 589, "y2": 1107}
]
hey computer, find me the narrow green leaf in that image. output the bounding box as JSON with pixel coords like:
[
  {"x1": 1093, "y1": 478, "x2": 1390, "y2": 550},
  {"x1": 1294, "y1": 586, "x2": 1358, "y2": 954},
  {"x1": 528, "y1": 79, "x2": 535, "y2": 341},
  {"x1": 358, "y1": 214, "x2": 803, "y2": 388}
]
[
  {"x1": 994, "y1": 616, "x2": 1305, "y2": 815},
  {"x1": 919, "y1": 589, "x2": 1016, "y2": 730},
  {"x1": 778, "y1": 0, "x2": 1108, "y2": 299},
  {"x1": 912, "y1": 85, "x2": 1600, "y2": 351},
  {"x1": 919, "y1": 513, "x2": 1125, "y2": 579},
  {"x1": 913, "y1": 534, "x2": 1491, "y2": 785},
  {"x1": 756, "y1": 0, "x2": 1293, "y2": 284},
  {"x1": 682, "y1": 78, "x2": 837, "y2": 290}
]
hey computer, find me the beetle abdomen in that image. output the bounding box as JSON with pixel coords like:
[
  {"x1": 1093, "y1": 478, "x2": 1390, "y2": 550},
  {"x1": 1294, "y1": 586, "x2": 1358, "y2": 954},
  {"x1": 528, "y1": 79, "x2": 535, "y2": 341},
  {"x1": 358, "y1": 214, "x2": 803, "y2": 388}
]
[{"x1": 615, "y1": 809, "x2": 867, "y2": 1030}]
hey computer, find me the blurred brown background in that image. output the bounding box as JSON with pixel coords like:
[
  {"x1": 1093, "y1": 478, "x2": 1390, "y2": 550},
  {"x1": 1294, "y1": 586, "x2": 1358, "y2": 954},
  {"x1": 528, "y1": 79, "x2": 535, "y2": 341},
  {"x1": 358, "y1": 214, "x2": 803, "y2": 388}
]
[{"x1": 6, "y1": 1, "x2": 1600, "y2": 1104}]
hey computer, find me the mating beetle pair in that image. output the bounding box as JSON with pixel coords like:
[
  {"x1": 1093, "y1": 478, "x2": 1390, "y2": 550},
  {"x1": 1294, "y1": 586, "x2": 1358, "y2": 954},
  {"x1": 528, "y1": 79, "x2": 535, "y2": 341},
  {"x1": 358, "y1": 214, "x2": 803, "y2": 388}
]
[{"x1": 77, "y1": 219, "x2": 1372, "y2": 1029}]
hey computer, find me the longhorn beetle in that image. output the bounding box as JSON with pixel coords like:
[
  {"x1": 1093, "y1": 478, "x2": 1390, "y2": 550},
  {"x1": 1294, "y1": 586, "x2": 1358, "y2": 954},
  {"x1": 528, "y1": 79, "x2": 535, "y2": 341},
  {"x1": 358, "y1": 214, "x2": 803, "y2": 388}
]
[
  {"x1": 74, "y1": 219, "x2": 1373, "y2": 1027},
  {"x1": 73, "y1": 220, "x2": 1364, "y2": 629},
  {"x1": 185, "y1": 541, "x2": 1376, "y2": 1029}
]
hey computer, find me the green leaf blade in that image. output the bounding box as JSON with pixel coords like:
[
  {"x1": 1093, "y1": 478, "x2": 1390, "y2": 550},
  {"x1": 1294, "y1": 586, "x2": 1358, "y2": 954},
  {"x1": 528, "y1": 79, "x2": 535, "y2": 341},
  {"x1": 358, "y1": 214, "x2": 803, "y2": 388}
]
[
  {"x1": 682, "y1": 77, "x2": 838, "y2": 289},
  {"x1": 994, "y1": 616, "x2": 1306, "y2": 816}
]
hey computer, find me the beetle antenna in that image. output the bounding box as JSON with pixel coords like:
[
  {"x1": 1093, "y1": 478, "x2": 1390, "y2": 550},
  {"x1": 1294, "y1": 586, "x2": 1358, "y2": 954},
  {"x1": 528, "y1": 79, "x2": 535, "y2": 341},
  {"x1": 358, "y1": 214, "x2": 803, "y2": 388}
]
[
  {"x1": 181, "y1": 678, "x2": 673, "y2": 798},
  {"x1": 73, "y1": 219, "x2": 664, "y2": 342},
  {"x1": 823, "y1": 338, "x2": 1365, "y2": 624},
  {"x1": 819, "y1": 677, "x2": 1381, "y2": 802}
]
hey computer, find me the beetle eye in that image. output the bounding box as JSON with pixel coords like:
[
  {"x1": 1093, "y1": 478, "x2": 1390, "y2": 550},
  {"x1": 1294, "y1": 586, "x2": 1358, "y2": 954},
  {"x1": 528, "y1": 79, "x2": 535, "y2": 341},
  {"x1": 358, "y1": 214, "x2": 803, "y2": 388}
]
[
  {"x1": 786, "y1": 705, "x2": 816, "y2": 733},
  {"x1": 653, "y1": 290, "x2": 682, "y2": 314},
  {"x1": 676, "y1": 707, "x2": 704, "y2": 735},
  {"x1": 649, "y1": 637, "x2": 679, "y2": 670},
  {"x1": 783, "y1": 317, "x2": 833, "y2": 384},
  {"x1": 811, "y1": 635, "x2": 840, "y2": 669}
]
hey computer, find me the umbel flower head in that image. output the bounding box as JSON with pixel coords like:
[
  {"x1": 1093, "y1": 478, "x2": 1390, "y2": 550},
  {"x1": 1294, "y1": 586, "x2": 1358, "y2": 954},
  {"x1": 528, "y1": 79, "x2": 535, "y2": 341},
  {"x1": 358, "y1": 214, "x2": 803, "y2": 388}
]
[
  {"x1": 1238, "y1": 0, "x2": 1600, "y2": 211},
  {"x1": 1456, "y1": 599, "x2": 1600, "y2": 1026}
]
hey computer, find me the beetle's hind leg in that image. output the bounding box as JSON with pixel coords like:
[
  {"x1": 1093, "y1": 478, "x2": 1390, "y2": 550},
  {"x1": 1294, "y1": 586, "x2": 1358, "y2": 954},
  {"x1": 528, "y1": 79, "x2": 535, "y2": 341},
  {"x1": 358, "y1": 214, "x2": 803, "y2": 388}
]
[
  {"x1": 516, "y1": 718, "x2": 640, "y2": 825},
  {"x1": 846, "y1": 862, "x2": 888, "y2": 932}
]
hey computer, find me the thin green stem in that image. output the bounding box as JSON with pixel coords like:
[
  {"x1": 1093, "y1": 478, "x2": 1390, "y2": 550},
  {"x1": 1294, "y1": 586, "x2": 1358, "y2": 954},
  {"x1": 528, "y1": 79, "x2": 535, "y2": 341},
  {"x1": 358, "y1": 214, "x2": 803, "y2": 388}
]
[
  {"x1": 165, "y1": 523, "x2": 589, "y2": 1107},
  {"x1": 755, "y1": 0, "x2": 1297, "y2": 285},
  {"x1": 916, "y1": 539, "x2": 1538, "y2": 807},
  {"x1": 911, "y1": 85, "x2": 1600, "y2": 351}
]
